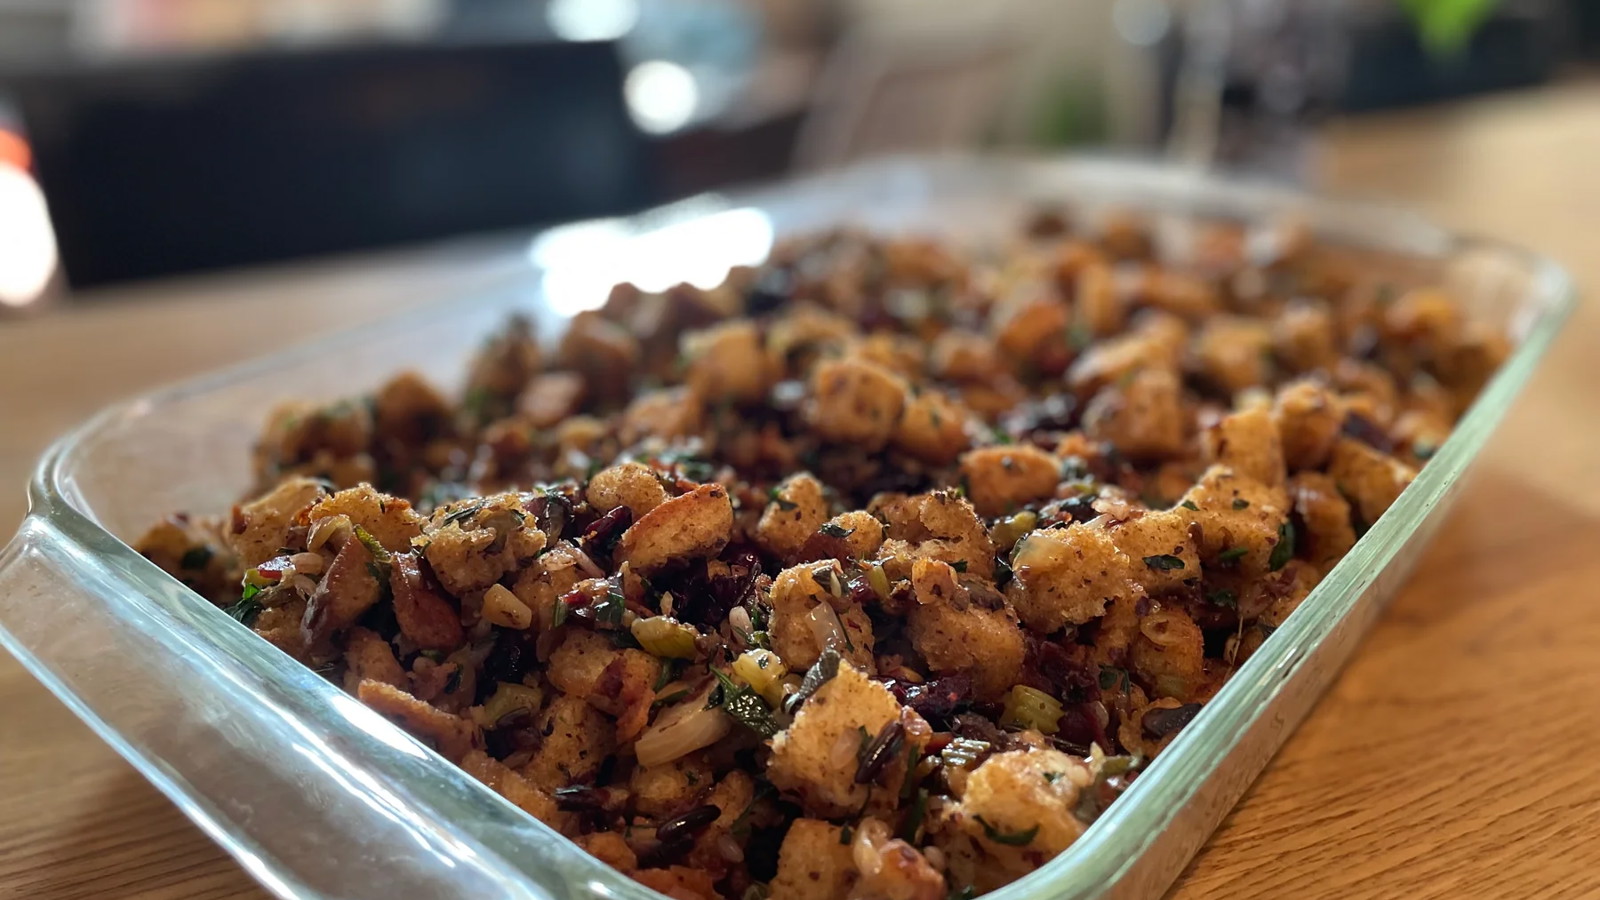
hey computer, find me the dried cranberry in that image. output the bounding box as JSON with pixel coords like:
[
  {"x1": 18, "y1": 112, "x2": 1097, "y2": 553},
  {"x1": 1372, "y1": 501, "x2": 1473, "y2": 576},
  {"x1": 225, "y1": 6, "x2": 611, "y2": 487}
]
[
  {"x1": 1142, "y1": 703, "x2": 1203, "y2": 739},
  {"x1": 899, "y1": 674, "x2": 972, "y2": 722},
  {"x1": 1341, "y1": 412, "x2": 1395, "y2": 454},
  {"x1": 580, "y1": 505, "x2": 632, "y2": 560},
  {"x1": 482, "y1": 628, "x2": 535, "y2": 686},
  {"x1": 673, "y1": 549, "x2": 762, "y2": 630}
]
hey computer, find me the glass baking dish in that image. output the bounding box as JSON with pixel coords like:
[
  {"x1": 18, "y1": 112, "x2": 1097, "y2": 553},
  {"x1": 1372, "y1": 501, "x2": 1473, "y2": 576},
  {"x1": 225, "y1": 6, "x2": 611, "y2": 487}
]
[{"x1": 0, "y1": 157, "x2": 1574, "y2": 900}]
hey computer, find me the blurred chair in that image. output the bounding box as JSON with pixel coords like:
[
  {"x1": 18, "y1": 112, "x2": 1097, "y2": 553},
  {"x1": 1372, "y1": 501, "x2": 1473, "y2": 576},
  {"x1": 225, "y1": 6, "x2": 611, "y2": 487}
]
[
  {"x1": 792, "y1": 6, "x2": 1021, "y2": 170},
  {"x1": 6, "y1": 38, "x2": 652, "y2": 288}
]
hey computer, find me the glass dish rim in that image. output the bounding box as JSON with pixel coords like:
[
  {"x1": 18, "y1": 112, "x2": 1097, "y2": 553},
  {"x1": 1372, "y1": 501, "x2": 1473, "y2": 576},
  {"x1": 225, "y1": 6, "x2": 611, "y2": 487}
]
[{"x1": 12, "y1": 154, "x2": 1580, "y2": 900}]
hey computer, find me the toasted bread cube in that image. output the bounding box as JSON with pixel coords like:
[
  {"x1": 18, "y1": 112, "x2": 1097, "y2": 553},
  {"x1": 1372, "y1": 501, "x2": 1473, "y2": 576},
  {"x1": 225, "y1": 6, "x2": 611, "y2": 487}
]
[
  {"x1": 308, "y1": 484, "x2": 425, "y2": 554},
  {"x1": 1201, "y1": 407, "x2": 1286, "y2": 488},
  {"x1": 992, "y1": 291, "x2": 1072, "y2": 377},
  {"x1": 630, "y1": 752, "x2": 716, "y2": 818},
  {"x1": 1328, "y1": 437, "x2": 1417, "y2": 526},
  {"x1": 616, "y1": 483, "x2": 733, "y2": 575},
  {"x1": 893, "y1": 390, "x2": 974, "y2": 465},
  {"x1": 907, "y1": 561, "x2": 1026, "y2": 701},
  {"x1": 768, "y1": 560, "x2": 876, "y2": 672},
  {"x1": 805, "y1": 357, "x2": 909, "y2": 451},
  {"x1": 875, "y1": 490, "x2": 996, "y2": 580},
  {"x1": 1081, "y1": 367, "x2": 1186, "y2": 461},
  {"x1": 822, "y1": 510, "x2": 885, "y2": 561},
  {"x1": 1005, "y1": 523, "x2": 1136, "y2": 633},
  {"x1": 229, "y1": 476, "x2": 327, "y2": 569},
  {"x1": 768, "y1": 662, "x2": 922, "y2": 818},
  {"x1": 1129, "y1": 603, "x2": 1207, "y2": 701},
  {"x1": 936, "y1": 748, "x2": 1090, "y2": 894},
  {"x1": 619, "y1": 386, "x2": 704, "y2": 446},
  {"x1": 959, "y1": 444, "x2": 1062, "y2": 518},
  {"x1": 1193, "y1": 316, "x2": 1273, "y2": 394},
  {"x1": 1273, "y1": 300, "x2": 1340, "y2": 373},
  {"x1": 1103, "y1": 510, "x2": 1199, "y2": 596},
  {"x1": 461, "y1": 750, "x2": 568, "y2": 831},
  {"x1": 357, "y1": 679, "x2": 481, "y2": 762},
  {"x1": 1174, "y1": 466, "x2": 1288, "y2": 577},
  {"x1": 770, "y1": 819, "x2": 859, "y2": 900},
  {"x1": 682, "y1": 320, "x2": 779, "y2": 406},
  {"x1": 757, "y1": 473, "x2": 831, "y2": 561},
  {"x1": 586, "y1": 462, "x2": 670, "y2": 520},
  {"x1": 1272, "y1": 380, "x2": 1344, "y2": 471},
  {"x1": 1288, "y1": 472, "x2": 1356, "y2": 573},
  {"x1": 522, "y1": 693, "x2": 614, "y2": 791}
]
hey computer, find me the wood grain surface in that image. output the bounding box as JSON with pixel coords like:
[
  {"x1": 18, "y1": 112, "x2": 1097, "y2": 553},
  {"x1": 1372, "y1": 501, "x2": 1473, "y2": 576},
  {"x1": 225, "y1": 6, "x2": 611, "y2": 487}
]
[{"x1": 3, "y1": 82, "x2": 1599, "y2": 900}]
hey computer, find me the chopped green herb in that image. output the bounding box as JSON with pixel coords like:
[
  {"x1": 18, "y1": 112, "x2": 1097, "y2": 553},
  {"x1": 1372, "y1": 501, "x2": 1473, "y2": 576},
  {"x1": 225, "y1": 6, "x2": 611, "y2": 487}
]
[
  {"x1": 441, "y1": 502, "x2": 484, "y2": 528},
  {"x1": 819, "y1": 522, "x2": 855, "y2": 539},
  {"x1": 595, "y1": 589, "x2": 627, "y2": 627},
  {"x1": 1414, "y1": 442, "x2": 1438, "y2": 461},
  {"x1": 1218, "y1": 547, "x2": 1248, "y2": 564},
  {"x1": 772, "y1": 496, "x2": 799, "y2": 512},
  {"x1": 1207, "y1": 588, "x2": 1238, "y2": 609},
  {"x1": 989, "y1": 426, "x2": 1013, "y2": 446},
  {"x1": 224, "y1": 583, "x2": 264, "y2": 626},
  {"x1": 1067, "y1": 323, "x2": 1093, "y2": 351},
  {"x1": 974, "y1": 816, "x2": 1039, "y2": 846},
  {"x1": 712, "y1": 668, "x2": 779, "y2": 737},
  {"x1": 551, "y1": 596, "x2": 571, "y2": 628},
  {"x1": 443, "y1": 668, "x2": 462, "y2": 694},
  {"x1": 1098, "y1": 666, "x2": 1130, "y2": 693},
  {"x1": 652, "y1": 689, "x2": 691, "y2": 709},
  {"x1": 839, "y1": 825, "x2": 854, "y2": 845},
  {"x1": 654, "y1": 658, "x2": 685, "y2": 691},
  {"x1": 1043, "y1": 772, "x2": 1062, "y2": 784},
  {"x1": 952, "y1": 559, "x2": 969, "y2": 573},
  {"x1": 1269, "y1": 521, "x2": 1296, "y2": 571},
  {"x1": 900, "y1": 788, "x2": 929, "y2": 842},
  {"x1": 1232, "y1": 498, "x2": 1250, "y2": 510},
  {"x1": 1180, "y1": 500, "x2": 1199, "y2": 511},
  {"x1": 1142, "y1": 554, "x2": 1185, "y2": 571},
  {"x1": 180, "y1": 546, "x2": 213, "y2": 569},
  {"x1": 786, "y1": 649, "x2": 842, "y2": 714},
  {"x1": 353, "y1": 525, "x2": 393, "y2": 565}
]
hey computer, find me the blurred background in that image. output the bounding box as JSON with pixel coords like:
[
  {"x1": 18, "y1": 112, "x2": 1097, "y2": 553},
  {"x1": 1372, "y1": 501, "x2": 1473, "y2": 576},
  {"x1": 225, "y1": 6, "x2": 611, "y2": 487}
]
[{"x1": 0, "y1": 0, "x2": 1595, "y2": 307}]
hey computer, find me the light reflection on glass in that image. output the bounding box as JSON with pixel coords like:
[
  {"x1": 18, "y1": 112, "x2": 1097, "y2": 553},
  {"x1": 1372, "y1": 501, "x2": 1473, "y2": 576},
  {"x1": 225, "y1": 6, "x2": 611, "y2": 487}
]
[
  {"x1": 0, "y1": 162, "x2": 56, "y2": 308},
  {"x1": 624, "y1": 60, "x2": 700, "y2": 135},
  {"x1": 547, "y1": 0, "x2": 640, "y2": 41},
  {"x1": 530, "y1": 207, "x2": 775, "y2": 317}
]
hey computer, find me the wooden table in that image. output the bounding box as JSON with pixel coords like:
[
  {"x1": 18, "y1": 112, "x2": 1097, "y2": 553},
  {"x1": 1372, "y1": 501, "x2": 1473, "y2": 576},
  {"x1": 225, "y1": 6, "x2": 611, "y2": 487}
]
[{"x1": 3, "y1": 82, "x2": 1599, "y2": 899}]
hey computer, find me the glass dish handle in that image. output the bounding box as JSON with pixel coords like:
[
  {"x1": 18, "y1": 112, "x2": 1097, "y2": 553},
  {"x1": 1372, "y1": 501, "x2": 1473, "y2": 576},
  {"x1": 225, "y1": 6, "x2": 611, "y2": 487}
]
[{"x1": 0, "y1": 518, "x2": 558, "y2": 900}]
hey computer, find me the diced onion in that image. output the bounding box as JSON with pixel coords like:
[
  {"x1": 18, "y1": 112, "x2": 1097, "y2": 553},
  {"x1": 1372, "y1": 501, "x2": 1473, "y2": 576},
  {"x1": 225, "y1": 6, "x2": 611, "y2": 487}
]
[
  {"x1": 631, "y1": 616, "x2": 700, "y2": 659},
  {"x1": 635, "y1": 702, "x2": 732, "y2": 768},
  {"x1": 1140, "y1": 611, "x2": 1187, "y2": 648},
  {"x1": 306, "y1": 515, "x2": 353, "y2": 552},
  {"x1": 483, "y1": 584, "x2": 534, "y2": 630},
  {"x1": 1000, "y1": 684, "x2": 1064, "y2": 734},
  {"x1": 475, "y1": 682, "x2": 544, "y2": 728},
  {"x1": 733, "y1": 649, "x2": 788, "y2": 706},
  {"x1": 806, "y1": 603, "x2": 845, "y2": 651},
  {"x1": 290, "y1": 552, "x2": 325, "y2": 576}
]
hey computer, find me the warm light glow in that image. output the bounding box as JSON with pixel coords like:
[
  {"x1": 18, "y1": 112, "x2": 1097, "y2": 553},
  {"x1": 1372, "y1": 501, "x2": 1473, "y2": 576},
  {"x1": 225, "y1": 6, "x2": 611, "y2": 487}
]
[
  {"x1": 547, "y1": 0, "x2": 639, "y2": 41},
  {"x1": 624, "y1": 60, "x2": 699, "y2": 135},
  {"x1": 530, "y1": 207, "x2": 775, "y2": 316},
  {"x1": 0, "y1": 164, "x2": 57, "y2": 307}
]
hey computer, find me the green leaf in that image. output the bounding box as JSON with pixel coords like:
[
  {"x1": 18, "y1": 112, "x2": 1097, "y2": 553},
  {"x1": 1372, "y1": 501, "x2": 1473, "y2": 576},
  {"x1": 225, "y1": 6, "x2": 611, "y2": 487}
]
[
  {"x1": 819, "y1": 522, "x2": 855, "y2": 539},
  {"x1": 1269, "y1": 521, "x2": 1296, "y2": 571},
  {"x1": 974, "y1": 815, "x2": 1040, "y2": 846},
  {"x1": 1400, "y1": 0, "x2": 1499, "y2": 58},
  {"x1": 224, "y1": 583, "x2": 264, "y2": 626},
  {"x1": 1141, "y1": 554, "x2": 1185, "y2": 571},
  {"x1": 712, "y1": 668, "x2": 779, "y2": 737},
  {"x1": 1218, "y1": 547, "x2": 1248, "y2": 564},
  {"x1": 1180, "y1": 500, "x2": 1199, "y2": 511}
]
